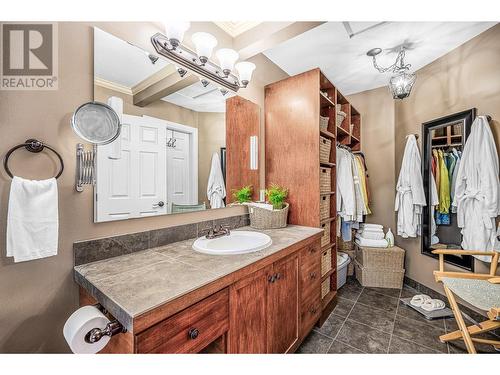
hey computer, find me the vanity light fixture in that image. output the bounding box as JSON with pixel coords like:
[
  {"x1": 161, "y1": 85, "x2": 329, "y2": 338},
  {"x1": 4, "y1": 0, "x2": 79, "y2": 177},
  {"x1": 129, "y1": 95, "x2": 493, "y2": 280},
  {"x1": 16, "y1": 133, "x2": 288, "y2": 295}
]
[
  {"x1": 367, "y1": 47, "x2": 416, "y2": 100},
  {"x1": 151, "y1": 23, "x2": 256, "y2": 92}
]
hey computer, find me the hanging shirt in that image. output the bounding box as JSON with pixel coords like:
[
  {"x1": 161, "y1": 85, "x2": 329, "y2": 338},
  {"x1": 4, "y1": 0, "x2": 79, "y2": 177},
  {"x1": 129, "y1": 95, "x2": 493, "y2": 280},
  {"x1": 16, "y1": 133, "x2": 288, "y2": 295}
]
[{"x1": 437, "y1": 150, "x2": 450, "y2": 214}]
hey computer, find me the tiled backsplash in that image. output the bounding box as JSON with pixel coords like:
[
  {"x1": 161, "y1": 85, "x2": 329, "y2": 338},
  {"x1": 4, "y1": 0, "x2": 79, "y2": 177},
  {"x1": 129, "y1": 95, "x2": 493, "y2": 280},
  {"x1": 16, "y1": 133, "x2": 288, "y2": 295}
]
[{"x1": 73, "y1": 214, "x2": 250, "y2": 266}]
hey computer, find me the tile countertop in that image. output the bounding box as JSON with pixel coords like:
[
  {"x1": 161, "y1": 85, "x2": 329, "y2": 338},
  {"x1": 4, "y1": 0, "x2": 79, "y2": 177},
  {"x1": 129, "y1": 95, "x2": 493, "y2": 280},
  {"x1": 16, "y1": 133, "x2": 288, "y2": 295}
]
[{"x1": 74, "y1": 225, "x2": 323, "y2": 331}]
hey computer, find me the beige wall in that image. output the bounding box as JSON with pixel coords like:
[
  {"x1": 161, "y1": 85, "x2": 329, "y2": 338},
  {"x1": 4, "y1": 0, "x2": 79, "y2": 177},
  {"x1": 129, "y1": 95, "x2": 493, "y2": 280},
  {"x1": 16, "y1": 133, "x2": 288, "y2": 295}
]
[
  {"x1": 348, "y1": 87, "x2": 396, "y2": 231},
  {"x1": 393, "y1": 23, "x2": 500, "y2": 293},
  {"x1": 0, "y1": 22, "x2": 285, "y2": 353},
  {"x1": 197, "y1": 112, "x2": 226, "y2": 206}
]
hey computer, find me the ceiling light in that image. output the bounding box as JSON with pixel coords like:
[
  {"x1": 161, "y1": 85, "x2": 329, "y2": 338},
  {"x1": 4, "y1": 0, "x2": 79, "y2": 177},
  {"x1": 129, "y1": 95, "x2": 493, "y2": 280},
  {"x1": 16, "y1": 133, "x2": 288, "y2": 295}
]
[
  {"x1": 235, "y1": 62, "x2": 256, "y2": 87},
  {"x1": 216, "y1": 48, "x2": 239, "y2": 77},
  {"x1": 191, "y1": 32, "x2": 218, "y2": 65},
  {"x1": 200, "y1": 79, "x2": 210, "y2": 87},
  {"x1": 367, "y1": 47, "x2": 416, "y2": 100},
  {"x1": 165, "y1": 21, "x2": 190, "y2": 49},
  {"x1": 220, "y1": 88, "x2": 229, "y2": 96}
]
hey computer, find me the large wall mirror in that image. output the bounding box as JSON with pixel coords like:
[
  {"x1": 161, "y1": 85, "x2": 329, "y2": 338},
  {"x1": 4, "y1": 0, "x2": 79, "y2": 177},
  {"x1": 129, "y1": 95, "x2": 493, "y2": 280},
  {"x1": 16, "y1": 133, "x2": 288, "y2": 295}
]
[
  {"x1": 93, "y1": 27, "x2": 260, "y2": 222},
  {"x1": 421, "y1": 109, "x2": 476, "y2": 271}
]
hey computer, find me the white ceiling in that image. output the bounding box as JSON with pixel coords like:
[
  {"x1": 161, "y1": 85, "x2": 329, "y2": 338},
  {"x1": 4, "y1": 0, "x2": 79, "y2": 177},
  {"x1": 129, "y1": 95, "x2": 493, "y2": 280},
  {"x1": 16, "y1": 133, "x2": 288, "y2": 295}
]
[
  {"x1": 162, "y1": 82, "x2": 232, "y2": 113},
  {"x1": 214, "y1": 22, "x2": 262, "y2": 37},
  {"x1": 94, "y1": 27, "x2": 169, "y2": 88},
  {"x1": 263, "y1": 22, "x2": 497, "y2": 95},
  {"x1": 94, "y1": 27, "x2": 228, "y2": 113}
]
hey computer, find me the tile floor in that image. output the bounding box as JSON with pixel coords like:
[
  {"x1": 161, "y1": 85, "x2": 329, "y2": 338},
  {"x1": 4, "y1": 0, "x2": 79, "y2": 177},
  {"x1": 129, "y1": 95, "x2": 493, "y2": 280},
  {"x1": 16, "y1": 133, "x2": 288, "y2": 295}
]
[{"x1": 297, "y1": 277, "x2": 499, "y2": 354}]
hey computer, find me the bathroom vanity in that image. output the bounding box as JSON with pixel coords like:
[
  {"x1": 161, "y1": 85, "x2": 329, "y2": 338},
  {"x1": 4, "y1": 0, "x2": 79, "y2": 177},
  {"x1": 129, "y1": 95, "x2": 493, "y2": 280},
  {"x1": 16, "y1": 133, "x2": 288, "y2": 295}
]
[{"x1": 75, "y1": 225, "x2": 324, "y2": 353}]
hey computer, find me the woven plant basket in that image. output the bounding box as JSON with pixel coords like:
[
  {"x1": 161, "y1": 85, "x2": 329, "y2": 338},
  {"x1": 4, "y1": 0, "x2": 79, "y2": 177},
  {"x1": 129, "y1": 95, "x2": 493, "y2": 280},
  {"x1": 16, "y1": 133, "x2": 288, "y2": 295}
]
[
  {"x1": 319, "y1": 136, "x2": 332, "y2": 163},
  {"x1": 319, "y1": 195, "x2": 330, "y2": 220},
  {"x1": 249, "y1": 203, "x2": 289, "y2": 230},
  {"x1": 320, "y1": 167, "x2": 331, "y2": 193},
  {"x1": 320, "y1": 116, "x2": 329, "y2": 131}
]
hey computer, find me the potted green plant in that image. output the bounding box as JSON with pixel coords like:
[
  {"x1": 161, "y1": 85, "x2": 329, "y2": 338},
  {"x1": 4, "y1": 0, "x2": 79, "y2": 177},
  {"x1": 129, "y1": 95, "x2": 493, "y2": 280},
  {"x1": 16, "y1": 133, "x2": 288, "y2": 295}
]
[
  {"x1": 249, "y1": 184, "x2": 289, "y2": 229},
  {"x1": 265, "y1": 184, "x2": 288, "y2": 210},
  {"x1": 232, "y1": 185, "x2": 253, "y2": 204}
]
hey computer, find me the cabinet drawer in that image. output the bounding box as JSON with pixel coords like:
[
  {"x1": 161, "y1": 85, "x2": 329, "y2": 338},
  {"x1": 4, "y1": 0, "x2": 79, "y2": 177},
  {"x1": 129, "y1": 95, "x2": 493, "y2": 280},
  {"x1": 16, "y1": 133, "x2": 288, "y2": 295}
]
[
  {"x1": 136, "y1": 289, "x2": 229, "y2": 353},
  {"x1": 300, "y1": 257, "x2": 321, "y2": 301},
  {"x1": 300, "y1": 292, "x2": 321, "y2": 336},
  {"x1": 299, "y1": 241, "x2": 321, "y2": 269}
]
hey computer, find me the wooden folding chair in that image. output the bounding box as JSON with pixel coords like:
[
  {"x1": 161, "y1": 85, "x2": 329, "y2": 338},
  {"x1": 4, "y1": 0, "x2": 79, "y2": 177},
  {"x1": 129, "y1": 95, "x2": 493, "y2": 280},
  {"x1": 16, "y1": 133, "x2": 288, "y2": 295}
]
[{"x1": 432, "y1": 249, "x2": 500, "y2": 354}]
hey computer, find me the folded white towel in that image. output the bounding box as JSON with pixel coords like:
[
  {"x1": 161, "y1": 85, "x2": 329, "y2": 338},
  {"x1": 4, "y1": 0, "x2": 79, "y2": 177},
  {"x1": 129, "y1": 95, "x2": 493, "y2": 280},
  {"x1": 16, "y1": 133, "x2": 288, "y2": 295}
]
[
  {"x1": 358, "y1": 231, "x2": 385, "y2": 240},
  {"x1": 360, "y1": 223, "x2": 384, "y2": 230},
  {"x1": 7, "y1": 176, "x2": 59, "y2": 262},
  {"x1": 355, "y1": 236, "x2": 388, "y2": 248}
]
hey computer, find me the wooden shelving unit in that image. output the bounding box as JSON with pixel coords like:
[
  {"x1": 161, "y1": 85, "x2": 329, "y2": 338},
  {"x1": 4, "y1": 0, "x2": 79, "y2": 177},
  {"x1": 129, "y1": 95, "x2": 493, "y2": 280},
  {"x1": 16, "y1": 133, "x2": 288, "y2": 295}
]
[
  {"x1": 431, "y1": 124, "x2": 462, "y2": 149},
  {"x1": 265, "y1": 68, "x2": 363, "y2": 325}
]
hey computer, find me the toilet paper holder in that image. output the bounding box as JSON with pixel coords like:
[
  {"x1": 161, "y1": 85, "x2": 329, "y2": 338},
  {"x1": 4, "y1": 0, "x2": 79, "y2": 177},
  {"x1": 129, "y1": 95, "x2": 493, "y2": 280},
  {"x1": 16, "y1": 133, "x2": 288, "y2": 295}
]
[{"x1": 84, "y1": 304, "x2": 127, "y2": 344}]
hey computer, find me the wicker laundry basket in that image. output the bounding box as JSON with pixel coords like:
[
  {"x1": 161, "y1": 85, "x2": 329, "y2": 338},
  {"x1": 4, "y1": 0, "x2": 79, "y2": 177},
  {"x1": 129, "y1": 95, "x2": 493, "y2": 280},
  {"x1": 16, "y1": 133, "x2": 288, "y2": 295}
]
[
  {"x1": 249, "y1": 203, "x2": 289, "y2": 230},
  {"x1": 354, "y1": 260, "x2": 405, "y2": 289},
  {"x1": 337, "y1": 111, "x2": 346, "y2": 127},
  {"x1": 321, "y1": 247, "x2": 333, "y2": 276},
  {"x1": 320, "y1": 221, "x2": 331, "y2": 247}
]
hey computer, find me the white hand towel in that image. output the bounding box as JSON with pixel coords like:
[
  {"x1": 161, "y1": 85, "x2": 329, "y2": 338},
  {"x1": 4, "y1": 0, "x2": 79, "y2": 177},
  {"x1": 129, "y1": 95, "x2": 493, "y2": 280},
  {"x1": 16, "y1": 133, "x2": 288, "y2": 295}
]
[
  {"x1": 206, "y1": 152, "x2": 226, "y2": 209},
  {"x1": 360, "y1": 223, "x2": 384, "y2": 231},
  {"x1": 358, "y1": 231, "x2": 385, "y2": 240},
  {"x1": 7, "y1": 176, "x2": 59, "y2": 262}
]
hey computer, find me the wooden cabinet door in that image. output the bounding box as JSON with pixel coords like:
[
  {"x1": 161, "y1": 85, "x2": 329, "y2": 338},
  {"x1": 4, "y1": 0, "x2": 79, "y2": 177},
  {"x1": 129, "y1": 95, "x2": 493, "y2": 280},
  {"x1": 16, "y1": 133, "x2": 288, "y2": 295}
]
[
  {"x1": 229, "y1": 266, "x2": 271, "y2": 353},
  {"x1": 267, "y1": 253, "x2": 300, "y2": 353}
]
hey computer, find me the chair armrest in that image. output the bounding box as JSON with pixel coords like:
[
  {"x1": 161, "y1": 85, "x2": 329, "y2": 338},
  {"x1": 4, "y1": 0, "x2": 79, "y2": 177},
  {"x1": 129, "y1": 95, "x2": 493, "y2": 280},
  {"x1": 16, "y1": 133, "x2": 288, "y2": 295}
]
[
  {"x1": 488, "y1": 277, "x2": 500, "y2": 284},
  {"x1": 432, "y1": 249, "x2": 497, "y2": 256}
]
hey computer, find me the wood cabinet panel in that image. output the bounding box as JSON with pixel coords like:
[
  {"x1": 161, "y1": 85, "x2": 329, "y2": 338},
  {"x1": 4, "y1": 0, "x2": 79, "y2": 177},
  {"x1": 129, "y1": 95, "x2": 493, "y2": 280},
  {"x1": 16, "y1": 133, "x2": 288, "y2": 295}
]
[
  {"x1": 229, "y1": 266, "x2": 271, "y2": 353},
  {"x1": 226, "y1": 96, "x2": 260, "y2": 202},
  {"x1": 136, "y1": 289, "x2": 229, "y2": 353},
  {"x1": 267, "y1": 253, "x2": 299, "y2": 353}
]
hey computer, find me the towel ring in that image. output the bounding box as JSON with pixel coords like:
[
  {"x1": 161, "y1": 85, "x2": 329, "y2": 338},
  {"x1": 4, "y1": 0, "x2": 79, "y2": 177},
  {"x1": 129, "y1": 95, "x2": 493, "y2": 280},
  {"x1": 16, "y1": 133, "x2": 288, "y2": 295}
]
[{"x1": 3, "y1": 139, "x2": 64, "y2": 179}]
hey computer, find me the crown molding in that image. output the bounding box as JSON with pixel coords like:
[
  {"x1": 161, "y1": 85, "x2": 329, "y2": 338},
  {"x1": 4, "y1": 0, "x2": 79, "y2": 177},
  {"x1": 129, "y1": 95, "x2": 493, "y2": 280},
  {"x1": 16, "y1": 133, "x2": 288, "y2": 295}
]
[{"x1": 94, "y1": 77, "x2": 133, "y2": 96}]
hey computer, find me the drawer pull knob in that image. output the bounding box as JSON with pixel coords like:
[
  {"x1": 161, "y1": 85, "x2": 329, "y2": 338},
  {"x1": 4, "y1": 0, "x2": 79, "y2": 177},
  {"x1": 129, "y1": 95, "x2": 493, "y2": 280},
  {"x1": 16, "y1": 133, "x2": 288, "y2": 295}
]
[
  {"x1": 268, "y1": 275, "x2": 276, "y2": 283},
  {"x1": 275, "y1": 273, "x2": 282, "y2": 280},
  {"x1": 310, "y1": 272, "x2": 317, "y2": 279},
  {"x1": 188, "y1": 328, "x2": 199, "y2": 340},
  {"x1": 309, "y1": 306, "x2": 317, "y2": 314}
]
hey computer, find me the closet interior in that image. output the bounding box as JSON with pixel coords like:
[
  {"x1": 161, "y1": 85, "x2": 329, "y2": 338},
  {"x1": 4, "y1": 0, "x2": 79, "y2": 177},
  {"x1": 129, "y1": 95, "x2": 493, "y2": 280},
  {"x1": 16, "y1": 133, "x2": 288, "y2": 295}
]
[{"x1": 265, "y1": 68, "x2": 363, "y2": 322}]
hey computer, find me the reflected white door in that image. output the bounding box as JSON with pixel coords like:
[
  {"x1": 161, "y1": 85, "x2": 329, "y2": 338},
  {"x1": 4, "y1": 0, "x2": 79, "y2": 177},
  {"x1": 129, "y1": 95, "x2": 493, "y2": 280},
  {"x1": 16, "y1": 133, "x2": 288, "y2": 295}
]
[
  {"x1": 95, "y1": 114, "x2": 167, "y2": 222},
  {"x1": 166, "y1": 129, "x2": 193, "y2": 213}
]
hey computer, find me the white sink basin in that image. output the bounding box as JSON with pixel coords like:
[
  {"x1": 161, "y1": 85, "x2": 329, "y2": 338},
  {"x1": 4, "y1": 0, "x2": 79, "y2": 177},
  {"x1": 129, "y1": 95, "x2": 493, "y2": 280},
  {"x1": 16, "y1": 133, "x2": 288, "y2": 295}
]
[{"x1": 192, "y1": 231, "x2": 272, "y2": 255}]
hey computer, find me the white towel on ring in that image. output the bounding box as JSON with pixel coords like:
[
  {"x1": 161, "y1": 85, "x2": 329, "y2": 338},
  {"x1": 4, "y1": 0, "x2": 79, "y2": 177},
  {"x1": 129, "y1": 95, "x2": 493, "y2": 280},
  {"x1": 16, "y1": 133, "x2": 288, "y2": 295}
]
[{"x1": 7, "y1": 176, "x2": 59, "y2": 262}]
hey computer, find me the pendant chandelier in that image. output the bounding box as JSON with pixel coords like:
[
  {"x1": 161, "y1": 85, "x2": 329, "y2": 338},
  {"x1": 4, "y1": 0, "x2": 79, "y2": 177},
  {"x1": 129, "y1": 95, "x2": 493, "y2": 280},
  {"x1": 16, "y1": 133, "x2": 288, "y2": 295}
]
[
  {"x1": 151, "y1": 22, "x2": 256, "y2": 94},
  {"x1": 367, "y1": 47, "x2": 416, "y2": 100}
]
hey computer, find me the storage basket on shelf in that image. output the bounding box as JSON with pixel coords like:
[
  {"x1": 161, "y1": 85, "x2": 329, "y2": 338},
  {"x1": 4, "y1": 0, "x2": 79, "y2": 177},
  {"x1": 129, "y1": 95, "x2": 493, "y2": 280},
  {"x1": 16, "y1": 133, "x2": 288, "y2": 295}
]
[
  {"x1": 321, "y1": 247, "x2": 332, "y2": 276},
  {"x1": 336, "y1": 110, "x2": 346, "y2": 127},
  {"x1": 249, "y1": 203, "x2": 289, "y2": 230},
  {"x1": 319, "y1": 167, "x2": 331, "y2": 192},
  {"x1": 319, "y1": 116, "x2": 329, "y2": 131},
  {"x1": 320, "y1": 221, "x2": 331, "y2": 247},
  {"x1": 321, "y1": 277, "x2": 331, "y2": 299},
  {"x1": 319, "y1": 136, "x2": 332, "y2": 163},
  {"x1": 319, "y1": 195, "x2": 330, "y2": 221}
]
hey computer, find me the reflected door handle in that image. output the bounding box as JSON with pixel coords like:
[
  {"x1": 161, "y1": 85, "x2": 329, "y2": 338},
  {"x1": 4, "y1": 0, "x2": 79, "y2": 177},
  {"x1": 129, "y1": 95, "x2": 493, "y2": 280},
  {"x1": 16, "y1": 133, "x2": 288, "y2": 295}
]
[{"x1": 153, "y1": 201, "x2": 165, "y2": 208}]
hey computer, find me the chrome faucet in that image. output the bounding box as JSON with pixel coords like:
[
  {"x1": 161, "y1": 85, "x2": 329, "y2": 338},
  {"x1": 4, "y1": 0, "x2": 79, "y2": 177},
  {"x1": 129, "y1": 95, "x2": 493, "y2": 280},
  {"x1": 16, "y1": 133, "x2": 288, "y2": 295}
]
[{"x1": 204, "y1": 224, "x2": 231, "y2": 239}]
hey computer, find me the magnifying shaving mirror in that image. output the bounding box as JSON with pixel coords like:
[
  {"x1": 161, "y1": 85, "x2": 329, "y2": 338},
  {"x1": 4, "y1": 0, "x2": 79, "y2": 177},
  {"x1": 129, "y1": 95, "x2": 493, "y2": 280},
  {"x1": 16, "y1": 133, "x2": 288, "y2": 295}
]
[{"x1": 71, "y1": 101, "x2": 121, "y2": 192}]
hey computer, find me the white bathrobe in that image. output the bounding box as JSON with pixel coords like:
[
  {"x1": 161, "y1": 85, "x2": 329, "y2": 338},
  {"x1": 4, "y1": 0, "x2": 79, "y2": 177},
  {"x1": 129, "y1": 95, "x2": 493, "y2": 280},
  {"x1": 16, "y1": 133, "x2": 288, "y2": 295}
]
[
  {"x1": 395, "y1": 135, "x2": 426, "y2": 238},
  {"x1": 206, "y1": 152, "x2": 226, "y2": 209},
  {"x1": 336, "y1": 147, "x2": 355, "y2": 220},
  {"x1": 452, "y1": 116, "x2": 500, "y2": 261}
]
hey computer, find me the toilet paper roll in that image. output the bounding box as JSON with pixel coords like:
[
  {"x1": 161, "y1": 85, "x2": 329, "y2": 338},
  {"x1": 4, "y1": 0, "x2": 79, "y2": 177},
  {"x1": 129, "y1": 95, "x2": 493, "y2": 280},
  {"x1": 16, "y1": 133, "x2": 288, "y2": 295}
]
[{"x1": 63, "y1": 305, "x2": 111, "y2": 354}]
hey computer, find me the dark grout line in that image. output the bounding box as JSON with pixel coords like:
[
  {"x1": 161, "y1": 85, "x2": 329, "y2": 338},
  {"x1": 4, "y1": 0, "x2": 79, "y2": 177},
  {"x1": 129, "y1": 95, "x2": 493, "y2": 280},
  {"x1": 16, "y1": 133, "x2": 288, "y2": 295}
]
[{"x1": 386, "y1": 286, "x2": 404, "y2": 353}]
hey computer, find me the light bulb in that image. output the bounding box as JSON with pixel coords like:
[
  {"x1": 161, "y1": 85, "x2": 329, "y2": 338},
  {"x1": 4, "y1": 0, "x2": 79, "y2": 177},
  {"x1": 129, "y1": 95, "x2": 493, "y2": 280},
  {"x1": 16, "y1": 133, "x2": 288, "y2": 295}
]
[
  {"x1": 191, "y1": 32, "x2": 217, "y2": 65},
  {"x1": 165, "y1": 21, "x2": 190, "y2": 48},
  {"x1": 235, "y1": 61, "x2": 256, "y2": 87},
  {"x1": 216, "y1": 48, "x2": 239, "y2": 76}
]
